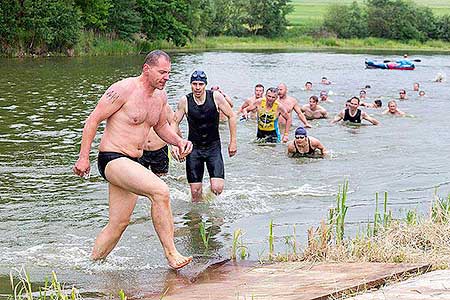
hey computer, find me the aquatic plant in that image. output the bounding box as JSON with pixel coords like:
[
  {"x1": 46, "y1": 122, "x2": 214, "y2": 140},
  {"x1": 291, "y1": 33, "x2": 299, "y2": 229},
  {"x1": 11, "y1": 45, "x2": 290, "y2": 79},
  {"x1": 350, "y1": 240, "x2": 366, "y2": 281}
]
[
  {"x1": 118, "y1": 290, "x2": 127, "y2": 300},
  {"x1": 268, "y1": 219, "x2": 274, "y2": 260},
  {"x1": 431, "y1": 193, "x2": 450, "y2": 223},
  {"x1": 328, "y1": 180, "x2": 348, "y2": 243},
  {"x1": 198, "y1": 221, "x2": 211, "y2": 251},
  {"x1": 9, "y1": 267, "x2": 81, "y2": 300},
  {"x1": 231, "y1": 229, "x2": 248, "y2": 260}
]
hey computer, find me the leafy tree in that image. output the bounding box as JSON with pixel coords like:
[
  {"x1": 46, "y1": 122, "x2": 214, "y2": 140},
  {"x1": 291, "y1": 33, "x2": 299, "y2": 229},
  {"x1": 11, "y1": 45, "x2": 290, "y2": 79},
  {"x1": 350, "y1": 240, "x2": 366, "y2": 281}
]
[
  {"x1": 13, "y1": 0, "x2": 82, "y2": 53},
  {"x1": 323, "y1": 2, "x2": 368, "y2": 38},
  {"x1": 0, "y1": 0, "x2": 21, "y2": 49},
  {"x1": 208, "y1": 0, "x2": 247, "y2": 36},
  {"x1": 136, "y1": 0, "x2": 191, "y2": 46},
  {"x1": 75, "y1": 0, "x2": 111, "y2": 31},
  {"x1": 435, "y1": 15, "x2": 450, "y2": 41},
  {"x1": 183, "y1": 0, "x2": 213, "y2": 37},
  {"x1": 367, "y1": 0, "x2": 435, "y2": 41},
  {"x1": 108, "y1": 0, "x2": 142, "y2": 40},
  {"x1": 245, "y1": 0, "x2": 292, "y2": 37}
]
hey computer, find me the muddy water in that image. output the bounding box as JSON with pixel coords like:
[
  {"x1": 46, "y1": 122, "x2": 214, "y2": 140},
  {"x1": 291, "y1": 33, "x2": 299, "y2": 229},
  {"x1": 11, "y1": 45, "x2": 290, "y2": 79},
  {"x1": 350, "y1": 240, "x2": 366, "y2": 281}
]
[{"x1": 0, "y1": 52, "x2": 449, "y2": 297}]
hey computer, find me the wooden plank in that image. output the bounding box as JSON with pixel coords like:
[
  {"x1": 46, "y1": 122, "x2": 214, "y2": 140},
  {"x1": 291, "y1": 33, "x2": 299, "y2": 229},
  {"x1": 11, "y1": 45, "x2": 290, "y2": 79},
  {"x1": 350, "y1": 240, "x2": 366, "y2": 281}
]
[{"x1": 147, "y1": 261, "x2": 430, "y2": 300}]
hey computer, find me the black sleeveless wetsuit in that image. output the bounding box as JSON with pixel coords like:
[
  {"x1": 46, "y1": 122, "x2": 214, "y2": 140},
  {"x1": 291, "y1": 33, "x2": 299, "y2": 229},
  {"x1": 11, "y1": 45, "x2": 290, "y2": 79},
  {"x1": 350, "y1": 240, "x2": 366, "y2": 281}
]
[
  {"x1": 186, "y1": 90, "x2": 224, "y2": 183},
  {"x1": 292, "y1": 138, "x2": 316, "y2": 157},
  {"x1": 343, "y1": 108, "x2": 362, "y2": 123}
]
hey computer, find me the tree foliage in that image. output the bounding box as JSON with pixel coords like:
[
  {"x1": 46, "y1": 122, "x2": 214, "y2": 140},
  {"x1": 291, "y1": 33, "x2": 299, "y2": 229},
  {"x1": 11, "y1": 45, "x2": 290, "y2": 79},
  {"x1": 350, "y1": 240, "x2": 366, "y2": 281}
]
[
  {"x1": 323, "y1": 2, "x2": 368, "y2": 38},
  {"x1": 107, "y1": 0, "x2": 142, "y2": 40}
]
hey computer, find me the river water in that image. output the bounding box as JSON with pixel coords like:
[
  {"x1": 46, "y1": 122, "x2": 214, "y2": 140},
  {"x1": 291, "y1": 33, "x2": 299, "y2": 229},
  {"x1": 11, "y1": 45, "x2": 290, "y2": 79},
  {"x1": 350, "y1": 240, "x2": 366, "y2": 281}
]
[{"x1": 0, "y1": 52, "x2": 449, "y2": 298}]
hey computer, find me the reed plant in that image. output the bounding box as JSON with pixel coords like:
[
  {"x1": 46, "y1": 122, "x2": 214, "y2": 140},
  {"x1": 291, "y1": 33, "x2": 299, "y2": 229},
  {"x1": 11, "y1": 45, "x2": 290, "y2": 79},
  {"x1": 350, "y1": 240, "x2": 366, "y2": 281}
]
[
  {"x1": 231, "y1": 229, "x2": 248, "y2": 260},
  {"x1": 198, "y1": 221, "x2": 211, "y2": 251},
  {"x1": 9, "y1": 267, "x2": 81, "y2": 300},
  {"x1": 268, "y1": 219, "x2": 274, "y2": 260}
]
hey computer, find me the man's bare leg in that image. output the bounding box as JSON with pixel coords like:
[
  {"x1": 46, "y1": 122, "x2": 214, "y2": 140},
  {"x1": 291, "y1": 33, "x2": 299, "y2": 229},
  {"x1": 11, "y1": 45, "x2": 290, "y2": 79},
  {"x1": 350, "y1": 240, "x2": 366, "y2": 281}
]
[
  {"x1": 91, "y1": 184, "x2": 138, "y2": 260},
  {"x1": 105, "y1": 158, "x2": 192, "y2": 269},
  {"x1": 189, "y1": 183, "x2": 203, "y2": 202}
]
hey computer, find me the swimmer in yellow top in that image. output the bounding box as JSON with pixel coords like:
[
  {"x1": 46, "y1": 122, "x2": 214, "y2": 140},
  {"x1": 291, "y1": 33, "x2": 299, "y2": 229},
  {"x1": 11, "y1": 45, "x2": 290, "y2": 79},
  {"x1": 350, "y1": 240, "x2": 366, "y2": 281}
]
[{"x1": 241, "y1": 87, "x2": 291, "y2": 143}]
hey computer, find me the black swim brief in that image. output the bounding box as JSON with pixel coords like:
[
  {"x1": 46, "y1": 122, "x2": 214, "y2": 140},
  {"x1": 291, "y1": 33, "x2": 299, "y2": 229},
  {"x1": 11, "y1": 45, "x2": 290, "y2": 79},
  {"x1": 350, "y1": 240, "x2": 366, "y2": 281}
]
[
  {"x1": 97, "y1": 151, "x2": 139, "y2": 181},
  {"x1": 186, "y1": 140, "x2": 224, "y2": 183},
  {"x1": 257, "y1": 129, "x2": 279, "y2": 143},
  {"x1": 138, "y1": 145, "x2": 169, "y2": 176}
]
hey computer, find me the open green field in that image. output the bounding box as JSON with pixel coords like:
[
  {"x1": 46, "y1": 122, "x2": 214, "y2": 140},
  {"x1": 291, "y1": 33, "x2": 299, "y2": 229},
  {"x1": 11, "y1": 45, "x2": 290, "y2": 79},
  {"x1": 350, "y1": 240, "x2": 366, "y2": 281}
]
[{"x1": 287, "y1": 0, "x2": 450, "y2": 27}]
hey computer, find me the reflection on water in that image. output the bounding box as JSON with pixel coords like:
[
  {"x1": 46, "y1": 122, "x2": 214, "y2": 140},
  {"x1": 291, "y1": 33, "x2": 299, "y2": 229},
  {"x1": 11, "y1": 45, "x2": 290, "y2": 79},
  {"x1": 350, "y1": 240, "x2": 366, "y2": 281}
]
[{"x1": 0, "y1": 52, "x2": 450, "y2": 297}]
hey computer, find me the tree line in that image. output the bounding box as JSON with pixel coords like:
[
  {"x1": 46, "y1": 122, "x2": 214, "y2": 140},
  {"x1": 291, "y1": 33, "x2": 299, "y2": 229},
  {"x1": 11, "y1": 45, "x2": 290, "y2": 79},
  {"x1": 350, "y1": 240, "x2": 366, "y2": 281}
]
[
  {"x1": 0, "y1": 0, "x2": 449, "y2": 55},
  {"x1": 322, "y1": 0, "x2": 450, "y2": 42},
  {"x1": 0, "y1": 0, "x2": 291, "y2": 55}
]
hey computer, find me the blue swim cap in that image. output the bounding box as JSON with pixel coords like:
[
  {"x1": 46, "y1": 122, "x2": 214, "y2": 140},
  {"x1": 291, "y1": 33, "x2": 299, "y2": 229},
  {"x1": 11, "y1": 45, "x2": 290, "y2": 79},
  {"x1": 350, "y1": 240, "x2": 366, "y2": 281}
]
[
  {"x1": 295, "y1": 126, "x2": 307, "y2": 137},
  {"x1": 190, "y1": 70, "x2": 207, "y2": 84}
]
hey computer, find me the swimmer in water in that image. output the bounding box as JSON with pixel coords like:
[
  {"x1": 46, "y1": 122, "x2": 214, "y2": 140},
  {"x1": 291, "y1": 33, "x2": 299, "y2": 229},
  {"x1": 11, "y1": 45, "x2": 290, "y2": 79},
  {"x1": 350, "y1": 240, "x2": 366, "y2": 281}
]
[
  {"x1": 332, "y1": 96, "x2": 379, "y2": 125},
  {"x1": 301, "y1": 95, "x2": 328, "y2": 120},
  {"x1": 287, "y1": 126, "x2": 327, "y2": 158},
  {"x1": 383, "y1": 100, "x2": 406, "y2": 116}
]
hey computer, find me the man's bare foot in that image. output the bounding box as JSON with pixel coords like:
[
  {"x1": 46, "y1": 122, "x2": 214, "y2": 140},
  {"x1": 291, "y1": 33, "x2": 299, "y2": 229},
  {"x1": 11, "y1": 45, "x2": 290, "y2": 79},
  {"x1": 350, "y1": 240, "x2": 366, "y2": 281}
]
[{"x1": 167, "y1": 252, "x2": 193, "y2": 270}]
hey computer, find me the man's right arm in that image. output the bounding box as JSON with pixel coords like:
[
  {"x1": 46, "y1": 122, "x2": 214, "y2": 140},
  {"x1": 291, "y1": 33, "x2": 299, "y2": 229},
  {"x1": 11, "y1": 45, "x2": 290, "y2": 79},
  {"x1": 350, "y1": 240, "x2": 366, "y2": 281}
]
[
  {"x1": 172, "y1": 96, "x2": 187, "y2": 137},
  {"x1": 331, "y1": 110, "x2": 344, "y2": 124},
  {"x1": 73, "y1": 83, "x2": 127, "y2": 177}
]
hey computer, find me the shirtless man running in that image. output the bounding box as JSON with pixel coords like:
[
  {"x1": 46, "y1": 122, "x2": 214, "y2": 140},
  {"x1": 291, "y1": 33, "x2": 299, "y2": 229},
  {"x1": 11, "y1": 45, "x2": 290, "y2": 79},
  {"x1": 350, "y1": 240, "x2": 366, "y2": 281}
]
[
  {"x1": 301, "y1": 95, "x2": 328, "y2": 120},
  {"x1": 277, "y1": 83, "x2": 311, "y2": 128},
  {"x1": 73, "y1": 50, "x2": 193, "y2": 269}
]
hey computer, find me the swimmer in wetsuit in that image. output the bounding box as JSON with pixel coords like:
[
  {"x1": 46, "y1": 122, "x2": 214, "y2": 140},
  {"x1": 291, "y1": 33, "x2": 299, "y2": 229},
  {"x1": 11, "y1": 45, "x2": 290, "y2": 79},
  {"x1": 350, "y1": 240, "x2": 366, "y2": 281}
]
[
  {"x1": 332, "y1": 96, "x2": 379, "y2": 125},
  {"x1": 172, "y1": 70, "x2": 237, "y2": 202},
  {"x1": 287, "y1": 126, "x2": 327, "y2": 158}
]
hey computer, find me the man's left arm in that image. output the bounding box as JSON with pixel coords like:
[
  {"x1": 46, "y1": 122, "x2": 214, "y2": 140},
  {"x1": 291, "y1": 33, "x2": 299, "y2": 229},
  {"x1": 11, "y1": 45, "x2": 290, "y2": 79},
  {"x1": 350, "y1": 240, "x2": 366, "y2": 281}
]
[
  {"x1": 278, "y1": 104, "x2": 292, "y2": 143},
  {"x1": 154, "y1": 102, "x2": 193, "y2": 157},
  {"x1": 362, "y1": 111, "x2": 380, "y2": 125},
  {"x1": 215, "y1": 92, "x2": 237, "y2": 157}
]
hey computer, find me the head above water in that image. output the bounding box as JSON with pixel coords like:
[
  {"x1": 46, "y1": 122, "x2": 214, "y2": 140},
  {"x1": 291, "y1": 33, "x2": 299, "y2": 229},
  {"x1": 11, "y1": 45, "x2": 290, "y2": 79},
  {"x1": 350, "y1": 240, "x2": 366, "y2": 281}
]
[
  {"x1": 142, "y1": 50, "x2": 171, "y2": 90},
  {"x1": 143, "y1": 50, "x2": 171, "y2": 68},
  {"x1": 265, "y1": 87, "x2": 279, "y2": 104},
  {"x1": 374, "y1": 99, "x2": 382, "y2": 107},
  {"x1": 277, "y1": 83, "x2": 287, "y2": 97},
  {"x1": 191, "y1": 70, "x2": 207, "y2": 84},
  {"x1": 295, "y1": 126, "x2": 307, "y2": 138},
  {"x1": 255, "y1": 83, "x2": 264, "y2": 98}
]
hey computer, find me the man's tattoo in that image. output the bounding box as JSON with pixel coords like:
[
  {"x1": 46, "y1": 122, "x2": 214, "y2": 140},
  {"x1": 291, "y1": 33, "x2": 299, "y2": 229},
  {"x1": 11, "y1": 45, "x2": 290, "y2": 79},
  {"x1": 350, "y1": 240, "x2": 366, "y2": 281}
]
[{"x1": 105, "y1": 90, "x2": 120, "y2": 103}]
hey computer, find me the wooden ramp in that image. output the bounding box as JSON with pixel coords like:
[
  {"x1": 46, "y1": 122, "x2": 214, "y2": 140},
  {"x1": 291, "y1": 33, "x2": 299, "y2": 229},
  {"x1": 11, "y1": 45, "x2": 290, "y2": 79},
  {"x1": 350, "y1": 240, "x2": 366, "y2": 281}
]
[{"x1": 147, "y1": 261, "x2": 430, "y2": 300}]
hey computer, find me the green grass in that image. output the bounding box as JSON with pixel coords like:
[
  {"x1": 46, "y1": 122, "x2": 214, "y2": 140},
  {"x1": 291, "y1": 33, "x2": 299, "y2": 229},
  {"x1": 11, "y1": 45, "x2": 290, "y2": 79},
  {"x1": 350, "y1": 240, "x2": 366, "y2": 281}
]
[{"x1": 287, "y1": 0, "x2": 450, "y2": 27}]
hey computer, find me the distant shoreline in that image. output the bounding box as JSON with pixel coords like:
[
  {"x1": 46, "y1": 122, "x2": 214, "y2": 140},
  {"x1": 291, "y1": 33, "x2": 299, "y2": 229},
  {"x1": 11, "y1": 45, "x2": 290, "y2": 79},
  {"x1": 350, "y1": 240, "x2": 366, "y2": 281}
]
[{"x1": 2, "y1": 35, "x2": 450, "y2": 58}]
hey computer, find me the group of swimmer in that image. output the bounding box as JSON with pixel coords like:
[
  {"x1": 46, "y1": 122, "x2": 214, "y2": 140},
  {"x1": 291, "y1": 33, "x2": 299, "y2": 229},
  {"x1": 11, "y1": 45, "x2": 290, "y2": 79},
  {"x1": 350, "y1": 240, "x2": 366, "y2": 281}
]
[{"x1": 72, "y1": 49, "x2": 440, "y2": 270}]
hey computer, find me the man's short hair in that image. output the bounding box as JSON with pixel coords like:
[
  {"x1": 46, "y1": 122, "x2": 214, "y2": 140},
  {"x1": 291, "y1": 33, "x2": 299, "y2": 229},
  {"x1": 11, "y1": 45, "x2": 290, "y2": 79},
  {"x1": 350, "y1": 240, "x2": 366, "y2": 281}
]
[
  {"x1": 350, "y1": 96, "x2": 360, "y2": 104},
  {"x1": 305, "y1": 81, "x2": 312, "y2": 85},
  {"x1": 143, "y1": 50, "x2": 170, "y2": 67},
  {"x1": 359, "y1": 90, "x2": 367, "y2": 95},
  {"x1": 266, "y1": 87, "x2": 278, "y2": 94},
  {"x1": 255, "y1": 83, "x2": 264, "y2": 90},
  {"x1": 309, "y1": 95, "x2": 319, "y2": 103},
  {"x1": 374, "y1": 100, "x2": 382, "y2": 107}
]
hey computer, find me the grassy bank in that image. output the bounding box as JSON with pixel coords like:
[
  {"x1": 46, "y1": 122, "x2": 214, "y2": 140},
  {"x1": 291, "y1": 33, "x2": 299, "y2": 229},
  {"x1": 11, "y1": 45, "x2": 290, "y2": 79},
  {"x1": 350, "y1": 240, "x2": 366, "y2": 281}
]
[
  {"x1": 229, "y1": 182, "x2": 450, "y2": 269},
  {"x1": 77, "y1": 33, "x2": 450, "y2": 56}
]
